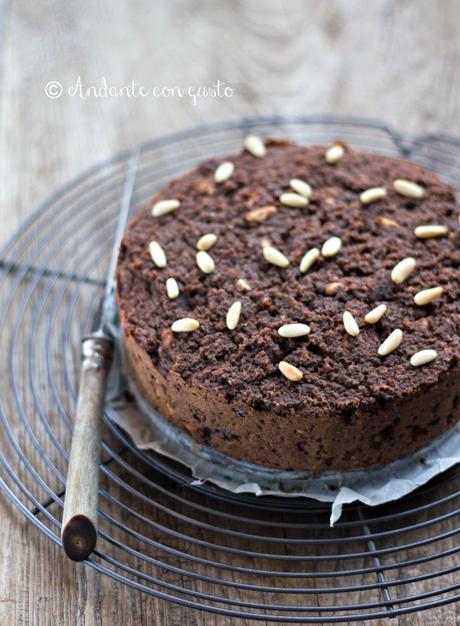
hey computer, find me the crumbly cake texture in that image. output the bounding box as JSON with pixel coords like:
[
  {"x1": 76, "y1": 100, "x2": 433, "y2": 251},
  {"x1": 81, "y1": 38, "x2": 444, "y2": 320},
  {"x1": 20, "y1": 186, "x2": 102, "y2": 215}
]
[{"x1": 116, "y1": 139, "x2": 460, "y2": 472}]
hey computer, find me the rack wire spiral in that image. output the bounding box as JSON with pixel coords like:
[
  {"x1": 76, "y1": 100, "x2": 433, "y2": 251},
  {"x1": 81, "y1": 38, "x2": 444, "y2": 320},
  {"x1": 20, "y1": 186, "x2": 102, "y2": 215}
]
[{"x1": 0, "y1": 116, "x2": 459, "y2": 623}]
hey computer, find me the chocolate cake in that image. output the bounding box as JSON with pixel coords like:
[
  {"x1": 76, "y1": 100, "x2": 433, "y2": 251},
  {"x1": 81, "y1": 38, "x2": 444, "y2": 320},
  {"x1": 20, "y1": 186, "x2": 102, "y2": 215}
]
[{"x1": 116, "y1": 138, "x2": 460, "y2": 472}]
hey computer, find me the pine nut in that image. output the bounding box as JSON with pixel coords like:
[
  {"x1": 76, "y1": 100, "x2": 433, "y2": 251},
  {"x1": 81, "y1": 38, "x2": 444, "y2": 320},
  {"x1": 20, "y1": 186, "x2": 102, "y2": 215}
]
[
  {"x1": 280, "y1": 192, "x2": 308, "y2": 208},
  {"x1": 414, "y1": 225, "x2": 449, "y2": 239},
  {"x1": 236, "y1": 278, "x2": 251, "y2": 292},
  {"x1": 325, "y1": 144, "x2": 345, "y2": 164},
  {"x1": 391, "y1": 257, "x2": 416, "y2": 284},
  {"x1": 378, "y1": 329, "x2": 403, "y2": 356},
  {"x1": 196, "y1": 250, "x2": 215, "y2": 274},
  {"x1": 226, "y1": 301, "x2": 242, "y2": 330},
  {"x1": 149, "y1": 241, "x2": 167, "y2": 268},
  {"x1": 414, "y1": 286, "x2": 443, "y2": 306},
  {"x1": 171, "y1": 318, "x2": 199, "y2": 332},
  {"x1": 245, "y1": 206, "x2": 277, "y2": 222},
  {"x1": 244, "y1": 135, "x2": 266, "y2": 158},
  {"x1": 166, "y1": 278, "x2": 179, "y2": 299},
  {"x1": 321, "y1": 236, "x2": 342, "y2": 257},
  {"x1": 299, "y1": 248, "x2": 320, "y2": 273},
  {"x1": 278, "y1": 323, "x2": 311, "y2": 338},
  {"x1": 410, "y1": 349, "x2": 437, "y2": 367},
  {"x1": 393, "y1": 179, "x2": 425, "y2": 198},
  {"x1": 197, "y1": 233, "x2": 218, "y2": 250},
  {"x1": 263, "y1": 245, "x2": 289, "y2": 268},
  {"x1": 214, "y1": 161, "x2": 234, "y2": 183},
  {"x1": 278, "y1": 361, "x2": 303, "y2": 381},
  {"x1": 152, "y1": 199, "x2": 180, "y2": 217},
  {"x1": 343, "y1": 311, "x2": 360, "y2": 337},
  {"x1": 290, "y1": 178, "x2": 312, "y2": 198},
  {"x1": 360, "y1": 187, "x2": 387, "y2": 205},
  {"x1": 364, "y1": 304, "x2": 387, "y2": 324}
]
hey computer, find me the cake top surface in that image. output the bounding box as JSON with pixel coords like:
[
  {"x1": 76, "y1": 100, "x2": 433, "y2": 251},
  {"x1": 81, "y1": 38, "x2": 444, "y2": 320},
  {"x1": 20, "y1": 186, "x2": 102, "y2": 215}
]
[{"x1": 117, "y1": 139, "x2": 460, "y2": 417}]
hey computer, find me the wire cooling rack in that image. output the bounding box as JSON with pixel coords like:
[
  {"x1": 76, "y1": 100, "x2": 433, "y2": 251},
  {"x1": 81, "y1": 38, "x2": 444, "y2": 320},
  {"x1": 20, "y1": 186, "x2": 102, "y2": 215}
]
[{"x1": 0, "y1": 116, "x2": 459, "y2": 623}]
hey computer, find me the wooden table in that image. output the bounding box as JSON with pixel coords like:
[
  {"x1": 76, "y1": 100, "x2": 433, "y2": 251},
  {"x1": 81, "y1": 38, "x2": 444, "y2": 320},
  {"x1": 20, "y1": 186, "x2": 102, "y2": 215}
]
[{"x1": 1, "y1": 1, "x2": 459, "y2": 624}]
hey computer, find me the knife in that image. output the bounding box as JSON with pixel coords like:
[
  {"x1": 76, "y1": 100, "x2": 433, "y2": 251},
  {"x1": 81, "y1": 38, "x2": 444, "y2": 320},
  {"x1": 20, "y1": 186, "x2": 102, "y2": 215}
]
[{"x1": 61, "y1": 148, "x2": 139, "y2": 561}]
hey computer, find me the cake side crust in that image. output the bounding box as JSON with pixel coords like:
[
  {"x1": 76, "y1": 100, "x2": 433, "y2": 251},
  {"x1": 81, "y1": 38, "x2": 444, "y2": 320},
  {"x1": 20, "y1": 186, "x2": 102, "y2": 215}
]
[{"x1": 120, "y1": 304, "x2": 460, "y2": 471}]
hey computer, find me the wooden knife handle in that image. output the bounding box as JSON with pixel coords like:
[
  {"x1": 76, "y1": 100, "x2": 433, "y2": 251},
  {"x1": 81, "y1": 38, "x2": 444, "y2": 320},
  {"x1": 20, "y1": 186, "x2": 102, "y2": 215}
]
[{"x1": 61, "y1": 332, "x2": 113, "y2": 561}]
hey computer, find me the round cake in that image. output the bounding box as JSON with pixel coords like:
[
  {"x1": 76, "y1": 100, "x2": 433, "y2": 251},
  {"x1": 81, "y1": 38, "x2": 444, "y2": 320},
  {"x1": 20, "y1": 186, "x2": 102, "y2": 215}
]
[{"x1": 116, "y1": 137, "x2": 460, "y2": 472}]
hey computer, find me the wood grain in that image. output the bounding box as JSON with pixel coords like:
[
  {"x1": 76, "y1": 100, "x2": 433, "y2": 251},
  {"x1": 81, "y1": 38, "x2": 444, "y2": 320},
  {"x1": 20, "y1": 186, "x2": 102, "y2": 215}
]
[{"x1": 0, "y1": 1, "x2": 459, "y2": 624}]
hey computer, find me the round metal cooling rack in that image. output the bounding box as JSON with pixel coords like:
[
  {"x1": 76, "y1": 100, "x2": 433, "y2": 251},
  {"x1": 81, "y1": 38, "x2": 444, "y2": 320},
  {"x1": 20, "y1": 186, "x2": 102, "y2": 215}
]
[{"x1": 0, "y1": 115, "x2": 459, "y2": 623}]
